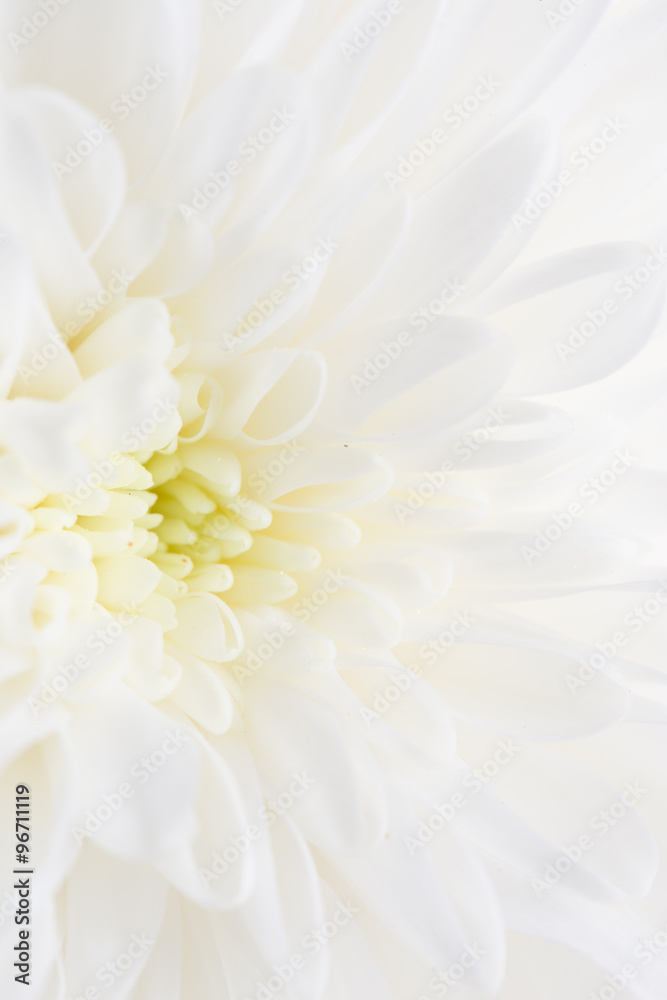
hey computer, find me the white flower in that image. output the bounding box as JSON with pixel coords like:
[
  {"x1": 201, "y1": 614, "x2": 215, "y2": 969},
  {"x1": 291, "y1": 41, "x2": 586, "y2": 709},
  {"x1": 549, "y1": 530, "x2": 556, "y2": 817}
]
[{"x1": 1, "y1": 1, "x2": 667, "y2": 998}]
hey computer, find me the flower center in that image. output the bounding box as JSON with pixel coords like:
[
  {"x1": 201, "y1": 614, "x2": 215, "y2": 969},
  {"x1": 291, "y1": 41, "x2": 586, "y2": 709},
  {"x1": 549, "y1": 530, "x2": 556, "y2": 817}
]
[
  {"x1": 23, "y1": 422, "x2": 333, "y2": 653},
  {"x1": 139, "y1": 438, "x2": 290, "y2": 605}
]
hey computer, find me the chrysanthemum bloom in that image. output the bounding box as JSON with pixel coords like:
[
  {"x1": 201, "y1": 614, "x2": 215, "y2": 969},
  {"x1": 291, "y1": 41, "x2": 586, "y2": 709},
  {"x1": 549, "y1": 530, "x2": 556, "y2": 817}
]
[{"x1": 1, "y1": 1, "x2": 667, "y2": 998}]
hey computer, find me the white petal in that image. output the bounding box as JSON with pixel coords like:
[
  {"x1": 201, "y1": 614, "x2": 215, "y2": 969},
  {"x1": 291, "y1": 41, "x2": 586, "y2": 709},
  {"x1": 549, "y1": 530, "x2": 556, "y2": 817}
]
[
  {"x1": 169, "y1": 593, "x2": 243, "y2": 663},
  {"x1": 68, "y1": 688, "x2": 199, "y2": 861},
  {"x1": 73, "y1": 299, "x2": 174, "y2": 377},
  {"x1": 63, "y1": 843, "x2": 168, "y2": 998},
  {"x1": 244, "y1": 676, "x2": 383, "y2": 855},
  {"x1": 212, "y1": 349, "x2": 327, "y2": 446},
  {"x1": 242, "y1": 445, "x2": 393, "y2": 511},
  {"x1": 14, "y1": 85, "x2": 126, "y2": 254},
  {"x1": 1, "y1": 0, "x2": 201, "y2": 184},
  {"x1": 168, "y1": 647, "x2": 236, "y2": 734},
  {"x1": 0, "y1": 95, "x2": 101, "y2": 326}
]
